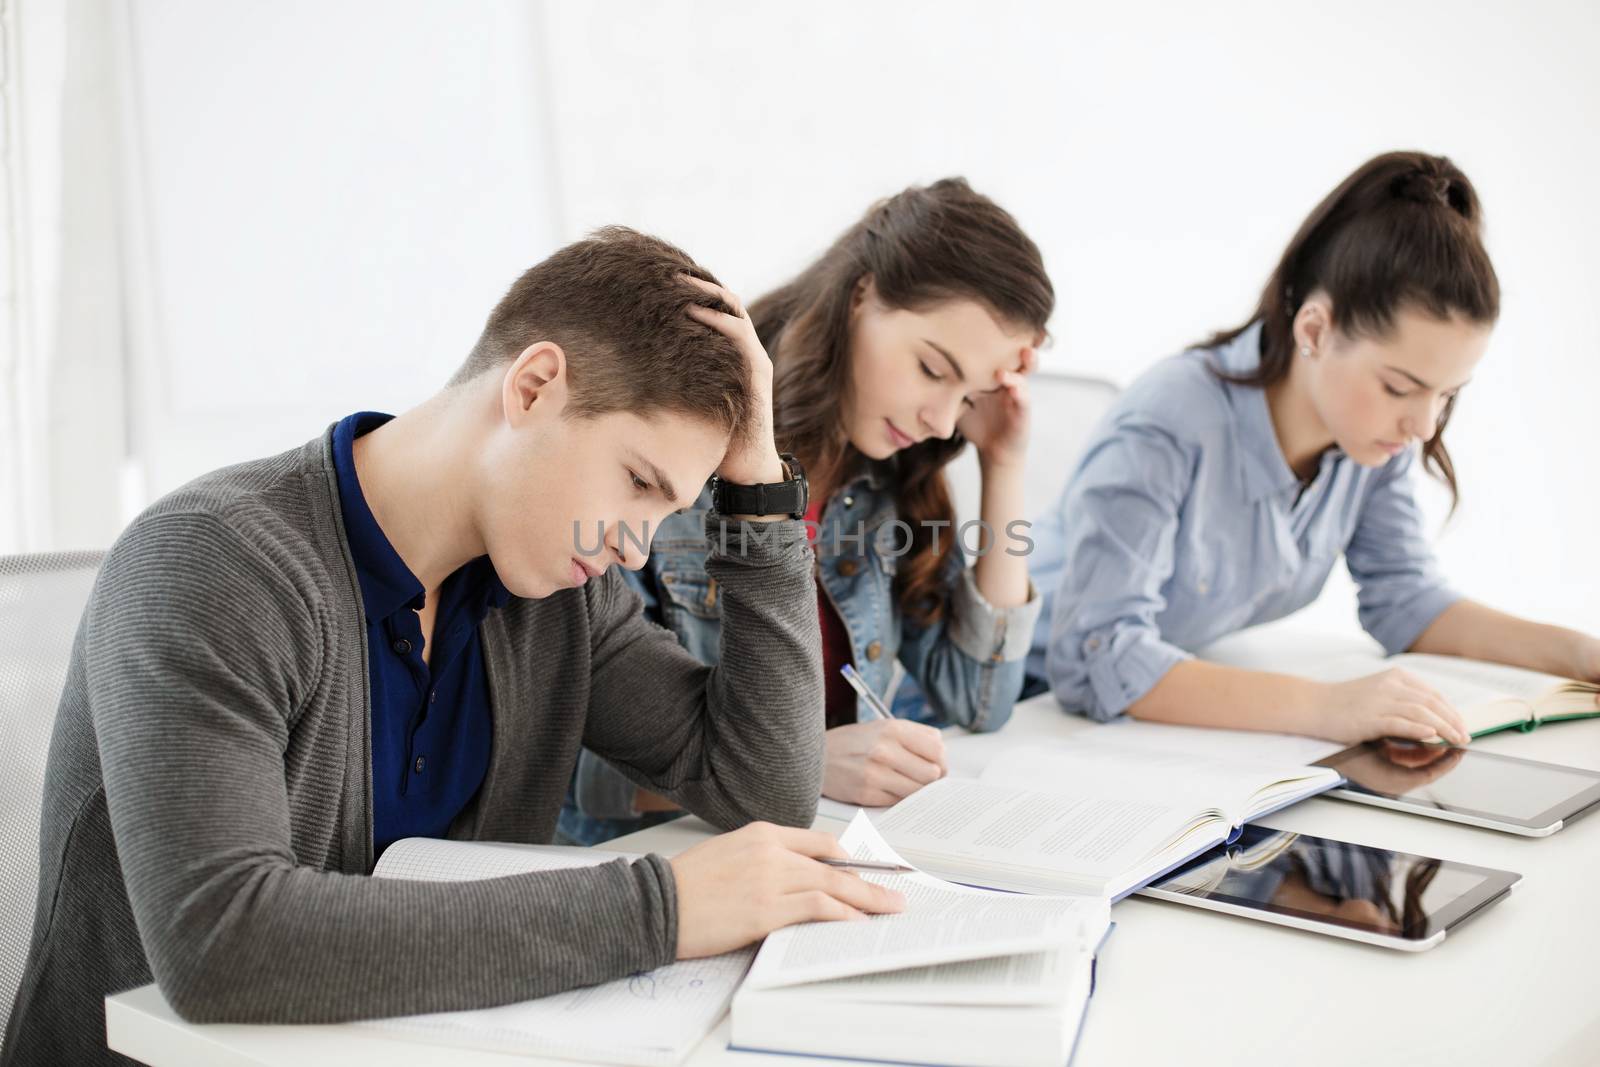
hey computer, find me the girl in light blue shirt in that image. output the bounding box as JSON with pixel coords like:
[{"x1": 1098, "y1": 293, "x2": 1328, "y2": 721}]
[{"x1": 1030, "y1": 150, "x2": 1600, "y2": 743}]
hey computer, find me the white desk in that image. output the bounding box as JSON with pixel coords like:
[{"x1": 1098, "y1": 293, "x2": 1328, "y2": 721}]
[{"x1": 106, "y1": 629, "x2": 1600, "y2": 1067}]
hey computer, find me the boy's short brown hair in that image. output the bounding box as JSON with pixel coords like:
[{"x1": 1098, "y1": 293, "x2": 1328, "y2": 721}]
[{"x1": 454, "y1": 226, "x2": 754, "y2": 448}]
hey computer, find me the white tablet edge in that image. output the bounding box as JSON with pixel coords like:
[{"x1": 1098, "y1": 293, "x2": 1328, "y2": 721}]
[
  {"x1": 1326, "y1": 786, "x2": 1563, "y2": 837},
  {"x1": 1136, "y1": 887, "x2": 1448, "y2": 952}
]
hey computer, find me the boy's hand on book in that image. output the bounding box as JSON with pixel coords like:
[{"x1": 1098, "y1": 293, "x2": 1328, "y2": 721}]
[
  {"x1": 1317, "y1": 669, "x2": 1472, "y2": 746},
  {"x1": 822, "y1": 720, "x2": 948, "y2": 807},
  {"x1": 668, "y1": 822, "x2": 906, "y2": 959}
]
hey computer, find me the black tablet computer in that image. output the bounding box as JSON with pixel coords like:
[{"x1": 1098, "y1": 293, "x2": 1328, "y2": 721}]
[
  {"x1": 1138, "y1": 825, "x2": 1520, "y2": 950},
  {"x1": 1313, "y1": 739, "x2": 1600, "y2": 836}
]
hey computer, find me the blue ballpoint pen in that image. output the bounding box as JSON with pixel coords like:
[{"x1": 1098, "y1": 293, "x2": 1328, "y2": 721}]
[{"x1": 839, "y1": 663, "x2": 894, "y2": 721}]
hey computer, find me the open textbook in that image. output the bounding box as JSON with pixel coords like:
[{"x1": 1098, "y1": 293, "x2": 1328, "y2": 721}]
[
  {"x1": 1289, "y1": 653, "x2": 1600, "y2": 739},
  {"x1": 732, "y1": 812, "x2": 1111, "y2": 1067},
  {"x1": 362, "y1": 839, "x2": 751, "y2": 1067},
  {"x1": 872, "y1": 731, "x2": 1342, "y2": 899}
]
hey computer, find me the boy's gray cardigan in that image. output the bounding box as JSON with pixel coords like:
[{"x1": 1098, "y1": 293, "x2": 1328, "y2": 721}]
[{"x1": 2, "y1": 428, "x2": 823, "y2": 1066}]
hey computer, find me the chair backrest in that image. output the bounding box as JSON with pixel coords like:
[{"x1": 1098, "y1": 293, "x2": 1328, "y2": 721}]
[
  {"x1": 943, "y1": 370, "x2": 1121, "y2": 529},
  {"x1": 0, "y1": 551, "x2": 104, "y2": 1043}
]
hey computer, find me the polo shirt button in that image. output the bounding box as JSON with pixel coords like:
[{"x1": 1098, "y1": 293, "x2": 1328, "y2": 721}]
[
  {"x1": 393, "y1": 639, "x2": 411, "y2": 654},
  {"x1": 866, "y1": 641, "x2": 883, "y2": 661},
  {"x1": 414, "y1": 756, "x2": 425, "y2": 773},
  {"x1": 838, "y1": 559, "x2": 859, "y2": 577}
]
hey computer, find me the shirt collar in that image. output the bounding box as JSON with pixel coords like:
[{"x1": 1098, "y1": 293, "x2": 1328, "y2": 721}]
[
  {"x1": 333, "y1": 412, "x2": 425, "y2": 621},
  {"x1": 1212, "y1": 321, "x2": 1329, "y2": 503},
  {"x1": 333, "y1": 412, "x2": 512, "y2": 622}
]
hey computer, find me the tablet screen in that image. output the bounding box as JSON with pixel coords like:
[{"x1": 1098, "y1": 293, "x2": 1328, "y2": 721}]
[
  {"x1": 1144, "y1": 825, "x2": 1515, "y2": 941},
  {"x1": 1317, "y1": 740, "x2": 1600, "y2": 826}
]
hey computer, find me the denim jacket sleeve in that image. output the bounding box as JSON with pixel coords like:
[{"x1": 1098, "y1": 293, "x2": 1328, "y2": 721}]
[
  {"x1": 896, "y1": 535, "x2": 1043, "y2": 734},
  {"x1": 1345, "y1": 446, "x2": 1460, "y2": 654},
  {"x1": 1041, "y1": 422, "x2": 1195, "y2": 722}
]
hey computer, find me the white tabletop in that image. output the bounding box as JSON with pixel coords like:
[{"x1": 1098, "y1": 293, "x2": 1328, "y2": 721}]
[{"x1": 106, "y1": 625, "x2": 1600, "y2": 1067}]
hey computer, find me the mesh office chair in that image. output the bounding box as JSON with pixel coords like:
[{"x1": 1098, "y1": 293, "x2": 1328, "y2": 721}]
[{"x1": 0, "y1": 551, "x2": 104, "y2": 1046}]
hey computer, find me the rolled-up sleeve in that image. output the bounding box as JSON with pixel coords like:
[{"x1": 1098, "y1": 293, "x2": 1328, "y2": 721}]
[
  {"x1": 1345, "y1": 447, "x2": 1460, "y2": 655},
  {"x1": 946, "y1": 566, "x2": 1043, "y2": 665},
  {"x1": 1042, "y1": 422, "x2": 1195, "y2": 721}
]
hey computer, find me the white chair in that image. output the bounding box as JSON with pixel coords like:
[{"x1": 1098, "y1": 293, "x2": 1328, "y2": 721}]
[
  {"x1": 888, "y1": 372, "x2": 1120, "y2": 705},
  {"x1": 944, "y1": 370, "x2": 1121, "y2": 528},
  {"x1": 0, "y1": 551, "x2": 104, "y2": 1046}
]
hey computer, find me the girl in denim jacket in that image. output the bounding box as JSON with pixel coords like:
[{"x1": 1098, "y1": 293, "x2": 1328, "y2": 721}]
[{"x1": 561, "y1": 178, "x2": 1053, "y2": 845}]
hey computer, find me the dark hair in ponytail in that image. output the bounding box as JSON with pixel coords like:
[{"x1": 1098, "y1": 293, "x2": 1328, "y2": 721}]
[
  {"x1": 750, "y1": 178, "x2": 1053, "y2": 625},
  {"x1": 1209, "y1": 151, "x2": 1501, "y2": 507}
]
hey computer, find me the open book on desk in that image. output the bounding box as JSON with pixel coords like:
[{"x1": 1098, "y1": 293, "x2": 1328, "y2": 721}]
[
  {"x1": 872, "y1": 733, "x2": 1342, "y2": 899},
  {"x1": 362, "y1": 838, "x2": 751, "y2": 1067},
  {"x1": 732, "y1": 812, "x2": 1110, "y2": 1067},
  {"x1": 1290, "y1": 653, "x2": 1600, "y2": 739}
]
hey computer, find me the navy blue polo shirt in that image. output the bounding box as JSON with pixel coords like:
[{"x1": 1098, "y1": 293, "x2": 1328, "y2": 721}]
[{"x1": 331, "y1": 412, "x2": 510, "y2": 858}]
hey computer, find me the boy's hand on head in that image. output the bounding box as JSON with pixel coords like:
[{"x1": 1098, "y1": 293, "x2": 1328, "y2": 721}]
[
  {"x1": 668, "y1": 822, "x2": 905, "y2": 959},
  {"x1": 682, "y1": 276, "x2": 785, "y2": 486}
]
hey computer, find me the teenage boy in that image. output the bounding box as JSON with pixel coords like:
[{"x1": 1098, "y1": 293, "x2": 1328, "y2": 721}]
[{"x1": 2, "y1": 228, "x2": 902, "y2": 1067}]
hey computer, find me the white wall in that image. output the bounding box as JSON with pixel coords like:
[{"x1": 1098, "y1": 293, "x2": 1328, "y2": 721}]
[
  {"x1": 536, "y1": 0, "x2": 1600, "y2": 636},
  {"x1": 8, "y1": 0, "x2": 1597, "y2": 637},
  {"x1": 117, "y1": 0, "x2": 564, "y2": 505}
]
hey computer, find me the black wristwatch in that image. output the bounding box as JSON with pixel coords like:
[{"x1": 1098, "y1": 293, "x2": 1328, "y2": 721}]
[{"x1": 711, "y1": 453, "x2": 809, "y2": 519}]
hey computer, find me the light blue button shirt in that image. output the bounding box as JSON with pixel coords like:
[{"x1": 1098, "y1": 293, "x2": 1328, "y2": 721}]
[{"x1": 1028, "y1": 321, "x2": 1460, "y2": 721}]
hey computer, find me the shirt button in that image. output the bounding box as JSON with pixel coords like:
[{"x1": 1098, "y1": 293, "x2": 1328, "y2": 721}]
[
  {"x1": 842, "y1": 495, "x2": 854, "y2": 507},
  {"x1": 1197, "y1": 580, "x2": 1210, "y2": 595},
  {"x1": 429, "y1": 690, "x2": 437, "y2": 704},
  {"x1": 1086, "y1": 637, "x2": 1102, "y2": 652},
  {"x1": 414, "y1": 756, "x2": 425, "y2": 773},
  {"x1": 838, "y1": 559, "x2": 860, "y2": 577},
  {"x1": 393, "y1": 639, "x2": 411, "y2": 655},
  {"x1": 866, "y1": 641, "x2": 883, "y2": 661}
]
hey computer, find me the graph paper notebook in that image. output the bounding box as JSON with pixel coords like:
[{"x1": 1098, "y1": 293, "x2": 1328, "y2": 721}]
[{"x1": 364, "y1": 838, "x2": 752, "y2": 1067}]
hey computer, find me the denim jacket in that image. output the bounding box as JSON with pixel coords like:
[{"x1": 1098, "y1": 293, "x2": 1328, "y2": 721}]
[{"x1": 558, "y1": 464, "x2": 1042, "y2": 845}]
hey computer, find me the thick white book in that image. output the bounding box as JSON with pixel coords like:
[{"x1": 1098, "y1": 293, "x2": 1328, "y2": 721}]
[
  {"x1": 872, "y1": 731, "x2": 1342, "y2": 899},
  {"x1": 732, "y1": 812, "x2": 1111, "y2": 1067},
  {"x1": 360, "y1": 838, "x2": 751, "y2": 1067}
]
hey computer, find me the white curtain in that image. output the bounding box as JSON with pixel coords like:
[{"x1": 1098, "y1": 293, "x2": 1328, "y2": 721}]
[{"x1": 0, "y1": 0, "x2": 129, "y2": 555}]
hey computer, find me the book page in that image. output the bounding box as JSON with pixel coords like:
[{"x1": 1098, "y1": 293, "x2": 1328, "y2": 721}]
[
  {"x1": 743, "y1": 811, "x2": 1101, "y2": 991},
  {"x1": 366, "y1": 838, "x2": 748, "y2": 1067},
  {"x1": 980, "y1": 738, "x2": 1338, "y2": 827},
  {"x1": 775, "y1": 946, "x2": 1090, "y2": 1006},
  {"x1": 871, "y1": 777, "x2": 1198, "y2": 887}
]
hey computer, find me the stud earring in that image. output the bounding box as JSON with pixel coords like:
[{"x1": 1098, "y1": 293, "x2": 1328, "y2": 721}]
[{"x1": 1300, "y1": 345, "x2": 1312, "y2": 357}]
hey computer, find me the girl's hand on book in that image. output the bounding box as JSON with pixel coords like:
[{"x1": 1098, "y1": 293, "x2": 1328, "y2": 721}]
[
  {"x1": 822, "y1": 719, "x2": 948, "y2": 807},
  {"x1": 669, "y1": 822, "x2": 906, "y2": 959},
  {"x1": 1317, "y1": 669, "x2": 1472, "y2": 746}
]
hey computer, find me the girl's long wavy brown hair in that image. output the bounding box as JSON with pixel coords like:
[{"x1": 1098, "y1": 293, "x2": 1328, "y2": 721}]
[
  {"x1": 749, "y1": 178, "x2": 1054, "y2": 624},
  {"x1": 1208, "y1": 151, "x2": 1500, "y2": 511}
]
